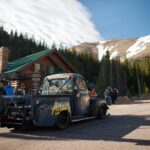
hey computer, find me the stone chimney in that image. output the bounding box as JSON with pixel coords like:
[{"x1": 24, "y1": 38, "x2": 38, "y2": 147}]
[{"x1": 0, "y1": 47, "x2": 9, "y2": 73}]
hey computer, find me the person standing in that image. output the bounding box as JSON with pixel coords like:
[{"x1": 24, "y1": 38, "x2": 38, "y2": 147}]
[
  {"x1": 113, "y1": 88, "x2": 118, "y2": 102},
  {"x1": 111, "y1": 89, "x2": 115, "y2": 104},
  {"x1": 15, "y1": 82, "x2": 26, "y2": 95},
  {"x1": 0, "y1": 80, "x2": 7, "y2": 95},
  {"x1": 4, "y1": 81, "x2": 14, "y2": 96},
  {"x1": 90, "y1": 88, "x2": 97, "y2": 97},
  {"x1": 104, "y1": 87, "x2": 112, "y2": 105}
]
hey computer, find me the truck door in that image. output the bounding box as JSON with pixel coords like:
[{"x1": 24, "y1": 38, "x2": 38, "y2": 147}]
[{"x1": 75, "y1": 77, "x2": 90, "y2": 115}]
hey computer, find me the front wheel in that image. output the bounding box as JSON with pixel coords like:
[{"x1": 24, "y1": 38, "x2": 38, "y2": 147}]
[
  {"x1": 56, "y1": 111, "x2": 70, "y2": 130},
  {"x1": 97, "y1": 105, "x2": 107, "y2": 119}
]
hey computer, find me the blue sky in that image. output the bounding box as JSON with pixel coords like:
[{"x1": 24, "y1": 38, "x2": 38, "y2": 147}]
[{"x1": 80, "y1": 0, "x2": 150, "y2": 40}]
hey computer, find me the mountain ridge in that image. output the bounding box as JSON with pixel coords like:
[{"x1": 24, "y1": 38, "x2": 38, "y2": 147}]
[{"x1": 69, "y1": 35, "x2": 150, "y2": 61}]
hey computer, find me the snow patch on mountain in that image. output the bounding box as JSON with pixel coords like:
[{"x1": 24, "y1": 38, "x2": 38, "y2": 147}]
[
  {"x1": 97, "y1": 41, "x2": 107, "y2": 60},
  {"x1": 126, "y1": 35, "x2": 150, "y2": 58},
  {"x1": 97, "y1": 41, "x2": 120, "y2": 60},
  {"x1": 110, "y1": 50, "x2": 119, "y2": 60}
]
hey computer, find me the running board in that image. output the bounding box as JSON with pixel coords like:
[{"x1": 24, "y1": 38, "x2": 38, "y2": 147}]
[
  {"x1": 71, "y1": 116, "x2": 96, "y2": 122},
  {"x1": 0, "y1": 122, "x2": 22, "y2": 126}
]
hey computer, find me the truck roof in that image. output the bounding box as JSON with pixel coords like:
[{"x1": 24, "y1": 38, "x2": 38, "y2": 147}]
[{"x1": 45, "y1": 73, "x2": 83, "y2": 80}]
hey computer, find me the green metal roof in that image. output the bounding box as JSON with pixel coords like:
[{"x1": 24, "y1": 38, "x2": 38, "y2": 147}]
[{"x1": 4, "y1": 49, "x2": 51, "y2": 74}]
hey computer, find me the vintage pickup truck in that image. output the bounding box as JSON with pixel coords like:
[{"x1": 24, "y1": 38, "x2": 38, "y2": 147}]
[{"x1": 0, "y1": 73, "x2": 109, "y2": 129}]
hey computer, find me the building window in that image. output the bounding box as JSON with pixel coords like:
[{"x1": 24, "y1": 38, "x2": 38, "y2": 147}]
[
  {"x1": 48, "y1": 66, "x2": 55, "y2": 75},
  {"x1": 40, "y1": 63, "x2": 44, "y2": 71},
  {"x1": 55, "y1": 66, "x2": 62, "y2": 73},
  {"x1": 34, "y1": 63, "x2": 45, "y2": 72},
  {"x1": 34, "y1": 63, "x2": 41, "y2": 72}
]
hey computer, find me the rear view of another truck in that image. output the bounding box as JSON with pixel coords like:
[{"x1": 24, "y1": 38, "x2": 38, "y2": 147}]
[{"x1": 0, "y1": 95, "x2": 32, "y2": 129}]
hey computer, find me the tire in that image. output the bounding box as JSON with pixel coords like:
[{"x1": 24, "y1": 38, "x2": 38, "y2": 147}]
[
  {"x1": 56, "y1": 111, "x2": 70, "y2": 130},
  {"x1": 97, "y1": 105, "x2": 107, "y2": 119},
  {"x1": 13, "y1": 125, "x2": 22, "y2": 130}
]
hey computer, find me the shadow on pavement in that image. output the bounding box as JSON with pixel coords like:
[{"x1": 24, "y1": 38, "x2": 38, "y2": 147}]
[
  {"x1": 0, "y1": 114, "x2": 150, "y2": 146},
  {"x1": 115, "y1": 99, "x2": 150, "y2": 105}
]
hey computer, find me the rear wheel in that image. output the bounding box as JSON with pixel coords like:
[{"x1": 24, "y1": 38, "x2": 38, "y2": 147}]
[
  {"x1": 56, "y1": 111, "x2": 70, "y2": 129},
  {"x1": 97, "y1": 105, "x2": 107, "y2": 119}
]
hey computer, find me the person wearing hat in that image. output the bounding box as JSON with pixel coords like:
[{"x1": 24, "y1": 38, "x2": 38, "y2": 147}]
[{"x1": 0, "y1": 80, "x2": 6, "y2": 95}]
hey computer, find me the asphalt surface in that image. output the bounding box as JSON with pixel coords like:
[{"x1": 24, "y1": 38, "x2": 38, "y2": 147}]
[{"x1": 0, "y1": 100, "x2": 150, "y2": 150}]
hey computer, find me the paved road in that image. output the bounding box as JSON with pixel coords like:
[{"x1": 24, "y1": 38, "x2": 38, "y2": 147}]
[{"x1": 0, "y1": 100, "x2": 150, "y2": 150}]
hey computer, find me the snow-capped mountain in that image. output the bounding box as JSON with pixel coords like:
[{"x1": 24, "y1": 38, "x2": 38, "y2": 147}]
[
  {"x1": 97, "y1": 35, "x2": 150, "y2": 61},
  {"x1": 70, "y1": 35, "x2": 150, "y2": 61}
]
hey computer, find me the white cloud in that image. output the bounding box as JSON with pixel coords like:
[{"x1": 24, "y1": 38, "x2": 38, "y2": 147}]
[{"x1": 0, "y1": 0, "x2": 101, "y2": 47}]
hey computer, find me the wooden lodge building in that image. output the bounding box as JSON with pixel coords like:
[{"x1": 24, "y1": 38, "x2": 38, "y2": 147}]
[{"x1": 0, "y1": 47, "x2": 76, "y2": 95}]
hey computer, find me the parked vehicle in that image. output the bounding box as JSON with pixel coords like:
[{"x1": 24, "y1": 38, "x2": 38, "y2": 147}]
[{"x1": 0, "y1": 73, "x2": 109, "y2": 129}]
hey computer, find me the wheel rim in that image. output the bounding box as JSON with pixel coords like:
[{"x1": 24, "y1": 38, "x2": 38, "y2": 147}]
[
  {"x1": 99, "y1": 107, "x2": 106, "y2": 118},
  {"x1": 57, "y1": 112, "x2": 69, "y2": 128},
  {"x1": 101, "y1": 107, "x2": 106, "y2": 117}
]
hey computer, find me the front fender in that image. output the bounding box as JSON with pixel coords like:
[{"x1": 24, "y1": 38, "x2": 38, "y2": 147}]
[
  {"x1": 91, "y1": 100, "x2": 108, "y2": 116},
  {"x1": 51, "y1": 102, "x2": 71, "y2": 116}
]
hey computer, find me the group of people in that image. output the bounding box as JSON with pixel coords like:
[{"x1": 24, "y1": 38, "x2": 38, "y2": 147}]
[
  {"x1": 104, "y1": 87, "x2": 118, "y2": 105},
  {"x1": 0, "y1": 80, "x2": 26, "y2": 96},
  {"x1": 88, "y1": 86, "x2": 118, "y2": 105}
]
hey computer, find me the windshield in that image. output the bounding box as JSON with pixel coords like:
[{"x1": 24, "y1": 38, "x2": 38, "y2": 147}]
[{"x1": 41, "y1": 78, "x2": 73, "y2": 95}]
